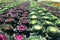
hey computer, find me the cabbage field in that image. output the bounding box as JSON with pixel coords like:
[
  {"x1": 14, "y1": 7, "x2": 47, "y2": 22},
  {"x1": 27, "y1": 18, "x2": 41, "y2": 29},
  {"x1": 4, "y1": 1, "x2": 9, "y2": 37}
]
[{"x1": 0, "y1": 0, "x2": 60, "y2": 40}]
